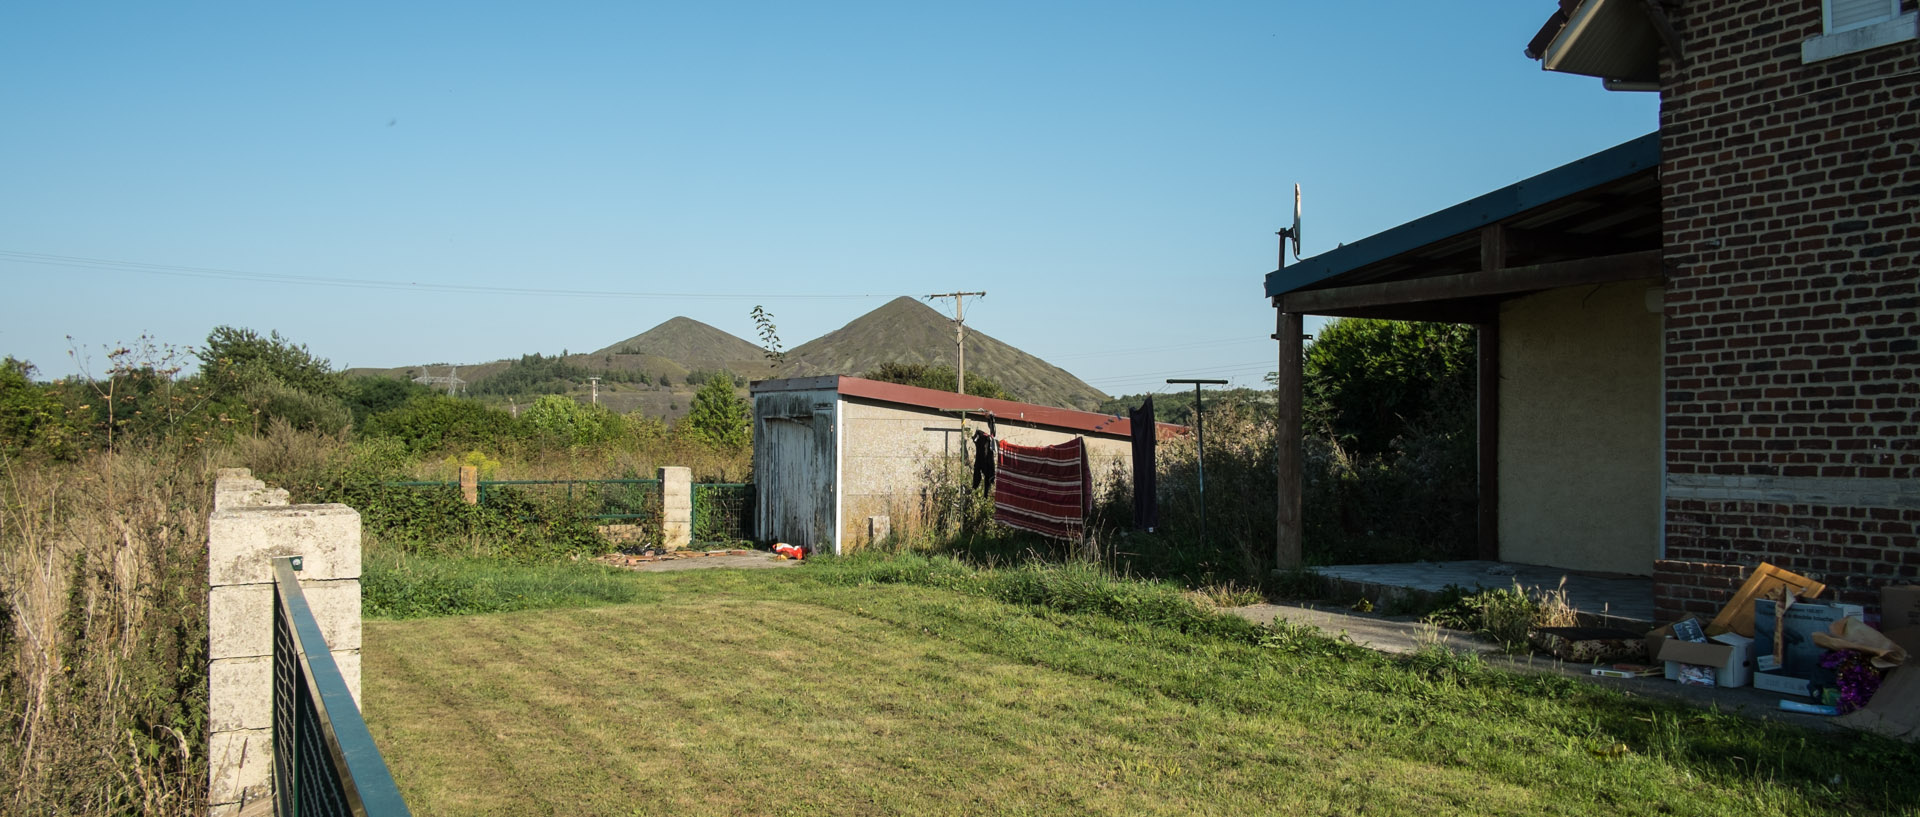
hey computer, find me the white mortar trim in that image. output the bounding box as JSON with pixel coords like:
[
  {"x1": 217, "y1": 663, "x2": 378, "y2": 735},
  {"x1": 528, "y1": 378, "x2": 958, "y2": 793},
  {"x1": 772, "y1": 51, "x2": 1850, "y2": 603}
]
[{"x1": 1665, "y1": 474, "x2": 1920, "y2": 509}]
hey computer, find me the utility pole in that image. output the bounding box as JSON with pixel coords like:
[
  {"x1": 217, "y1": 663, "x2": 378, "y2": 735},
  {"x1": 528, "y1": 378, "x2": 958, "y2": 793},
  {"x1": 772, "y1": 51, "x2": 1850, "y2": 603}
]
[
  {"x1": 927, "y1": 291, "x2": 986, "y2": 396},
  {"x1": 1167, "y1": 378, "x2": 1229, "y2": 547},
  {"x1": 589, "y1": 376, "x2": 601, "y2": 405}
]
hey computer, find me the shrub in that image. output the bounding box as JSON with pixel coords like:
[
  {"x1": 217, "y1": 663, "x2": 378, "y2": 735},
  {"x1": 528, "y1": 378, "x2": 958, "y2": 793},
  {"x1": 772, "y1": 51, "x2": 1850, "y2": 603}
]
[
  {"x1": 361, "y1": 393, "x2": 524, "y2": 455},
  {"x1": 521, "y1": 395, "x2": 624, "y2": 448}
]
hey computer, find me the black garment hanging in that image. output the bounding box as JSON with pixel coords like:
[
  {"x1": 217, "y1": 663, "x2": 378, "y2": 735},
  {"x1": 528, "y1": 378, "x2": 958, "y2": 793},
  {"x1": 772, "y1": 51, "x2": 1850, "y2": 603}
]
[
  {"x1": 970, "y1": 413, "x2": 999, "y2": 493},
  {"x1": 1129, "y1": 397, "x2": 1159, "y2": 531}
]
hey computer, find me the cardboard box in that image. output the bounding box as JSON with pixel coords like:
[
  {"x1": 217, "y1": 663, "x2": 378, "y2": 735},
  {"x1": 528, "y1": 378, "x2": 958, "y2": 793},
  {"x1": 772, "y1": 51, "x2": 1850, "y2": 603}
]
[
  {"x1": 1657, "y1": 632, "x2": 1755, "y2": 688},
  {"x1": 1755, "y1": 671, "x2": 1813, "y2": 697},
  {"x1": 1753, "y1": 599, "x2": 1865, "y2": 676},
  {"x1": 1883, "y1": 585, "x2": 1920, "y2": 631},
  {"x1": 1707, "y1": 563, "x2": 1826, "y2": 637}
]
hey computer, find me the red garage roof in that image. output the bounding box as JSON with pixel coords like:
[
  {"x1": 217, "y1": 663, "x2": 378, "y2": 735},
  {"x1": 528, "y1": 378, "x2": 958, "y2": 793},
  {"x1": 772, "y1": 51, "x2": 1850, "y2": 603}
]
[{"x1": 751, "y1": 375, "x2": 1185, "y2": 439}]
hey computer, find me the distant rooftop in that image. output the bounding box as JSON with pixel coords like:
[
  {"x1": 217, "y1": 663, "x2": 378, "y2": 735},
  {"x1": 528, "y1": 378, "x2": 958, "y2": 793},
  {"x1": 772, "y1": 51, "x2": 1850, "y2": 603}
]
[{"x1": 752, "y1": 375, "x2": 1184, "y2": 439}]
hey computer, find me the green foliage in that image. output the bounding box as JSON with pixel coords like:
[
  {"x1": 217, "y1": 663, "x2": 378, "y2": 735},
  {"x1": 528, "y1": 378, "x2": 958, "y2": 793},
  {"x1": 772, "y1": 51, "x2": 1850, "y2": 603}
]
[
  {"x1": 683, "y1": 376, "x2": 749, "y2": 450},
  {"x1": 236, "y1": 377, "x2": 351, "y2": 433},
  {"x1": 861, "y1": 362, "x2": 1012, "y2": 401},
  {"x1": 361, "y1": 393, "x2": 524, "y2": 455},
  {"x1": 0, "y1": 358, "x2": 79, "y2": 459},
  {"x1": 1300, "y1": 318, "x2": 1478, "y2": 563},
  {"x1": 683, "y1": 368, "x2": 741, "y2": 388},
  {"x1": 810, "y1": 552, "x2": 1272, "y2": 644},
  {"x1": 1095, "y1": 387, "x2": 1272, "y2": 427},
  {"x1": 521, "y1": 395, "x2": 624, "y2": 448},
  {"x1": 335, "y1": 483, "x2": 602, "y2": 559},
  {"x1": 342, "y1": 375, "x2": 433, "y2": 427},
  {"x1": 750, "y1": 304, "x2": 785, "y2": 367},
  {"x1": 1304, "y1": 318, "x2": 1473, "y2": 458},
  {"x1": 1, "y1": 446, "x2": 210, "y2": 813},
  {"x1": 469, "y1": 352, "x2": 589, "y2": 397},
  {"x1": 441, "y1": 449, "x2": 503, "y2": 480},
  {"x1": 690, "y1": 484, "x2": 754, "y2": 546},
  {"x1": 1422, "y1": 582, "x2": 1577, "y2": 653},
  {"x1": 362, "y1": 550, "x2": 659, "y2": 619},
  {"x1": 198, "y1": 325, "x2": 341, "y2": 399},
  {"x1": 59, "y1": 338, "x2": 225, "y2": 452}
]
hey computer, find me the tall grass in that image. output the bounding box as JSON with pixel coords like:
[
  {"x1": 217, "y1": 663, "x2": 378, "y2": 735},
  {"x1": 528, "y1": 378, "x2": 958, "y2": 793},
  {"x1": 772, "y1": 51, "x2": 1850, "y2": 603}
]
[
  {"x1": 0, "y1": 446, "x2": 212, "y2": 816},
  {"x1": 898, "y1": 387, "x2": 1478, "y2": 593}
]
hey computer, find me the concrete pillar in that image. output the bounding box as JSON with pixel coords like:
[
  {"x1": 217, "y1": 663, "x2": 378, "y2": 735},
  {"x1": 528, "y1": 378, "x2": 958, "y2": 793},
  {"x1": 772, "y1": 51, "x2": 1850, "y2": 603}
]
[
  {"x1": 207, "y1": 468, "x2": 363, "y2": 816},
  {"x1": 868, "y1": 515, "x2": 890, "y2": 547},
  {"x1": 660, "y1": 466, "x2": 692, "y2": 550},
  {"x1": 460, "y1": 464, "x2": 479, "y2": 505}
]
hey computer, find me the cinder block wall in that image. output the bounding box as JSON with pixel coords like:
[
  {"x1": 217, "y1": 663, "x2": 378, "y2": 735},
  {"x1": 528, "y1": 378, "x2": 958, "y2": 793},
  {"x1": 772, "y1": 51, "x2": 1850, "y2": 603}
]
[
  {"x1": 206, "y1": 468, "x2": 363, "y2": 816},
  {"x1": 1656, "y1": 0, "x2": 1920, "y2": 618}
]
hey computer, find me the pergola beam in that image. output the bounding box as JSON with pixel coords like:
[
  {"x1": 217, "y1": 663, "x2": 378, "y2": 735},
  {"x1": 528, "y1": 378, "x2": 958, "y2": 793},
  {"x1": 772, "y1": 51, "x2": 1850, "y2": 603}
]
[{"x1": 1277, "y1": 249, "x2": 1662, "y2": 315}]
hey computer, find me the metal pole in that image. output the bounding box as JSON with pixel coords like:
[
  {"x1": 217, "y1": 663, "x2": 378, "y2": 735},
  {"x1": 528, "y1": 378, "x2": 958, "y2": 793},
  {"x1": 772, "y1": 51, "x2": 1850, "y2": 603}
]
[{"x1": 1168, "y1": 378, "x2": 1228, "y2": 545}]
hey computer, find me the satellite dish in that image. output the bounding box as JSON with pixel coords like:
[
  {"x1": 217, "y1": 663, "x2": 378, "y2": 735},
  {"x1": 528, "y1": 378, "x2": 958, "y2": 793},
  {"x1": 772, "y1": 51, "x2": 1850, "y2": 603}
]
[{"x1": 1291, "y1": 184, "x2": 1303, "y2": 260}]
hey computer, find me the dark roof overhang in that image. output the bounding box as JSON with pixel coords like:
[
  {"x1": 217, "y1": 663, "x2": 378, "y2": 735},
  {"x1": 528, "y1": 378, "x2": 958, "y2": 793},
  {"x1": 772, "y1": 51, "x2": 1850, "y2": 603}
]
[
  {"x1": 1263, "y1": 132, "x2": 1662, "y2": 323},
  {"x1": 1525, "y1": 0, "x2": 1677, "y2": 83}
]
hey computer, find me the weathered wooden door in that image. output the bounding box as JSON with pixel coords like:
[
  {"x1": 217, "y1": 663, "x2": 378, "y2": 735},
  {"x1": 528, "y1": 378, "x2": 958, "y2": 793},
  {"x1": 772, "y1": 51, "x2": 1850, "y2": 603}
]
[{"x1": 754, "y1": 394, "x2": 837, "y2": 551}]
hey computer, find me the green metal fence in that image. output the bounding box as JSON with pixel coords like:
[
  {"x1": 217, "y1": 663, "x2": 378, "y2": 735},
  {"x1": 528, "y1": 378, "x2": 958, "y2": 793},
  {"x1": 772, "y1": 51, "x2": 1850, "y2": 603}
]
[
  {"x1": 384, "y1": 478, "x2": 663, "y2": 521},
  {"x1": 692, "y1": 483, "x2": 754, "y2": 545},
  {"x1": 272, "y1": 558, "x2": 410, "y2": 816},
  {"x1": 380, "y1": 478, "x2": 755, "y2": 545}
]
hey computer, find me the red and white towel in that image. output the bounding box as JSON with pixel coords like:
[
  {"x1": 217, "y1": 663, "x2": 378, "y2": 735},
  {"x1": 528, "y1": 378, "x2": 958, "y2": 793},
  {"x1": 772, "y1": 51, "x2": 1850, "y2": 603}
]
[{"x1": 992, "y1": 438, "x2": 1091, "y2": 541}]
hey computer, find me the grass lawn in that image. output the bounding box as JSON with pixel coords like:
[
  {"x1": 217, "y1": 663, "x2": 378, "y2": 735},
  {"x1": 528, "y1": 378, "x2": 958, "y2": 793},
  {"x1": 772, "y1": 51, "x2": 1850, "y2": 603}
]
[{"x1": 363, "y1": 558, "x2": 1920, "y2": 816}]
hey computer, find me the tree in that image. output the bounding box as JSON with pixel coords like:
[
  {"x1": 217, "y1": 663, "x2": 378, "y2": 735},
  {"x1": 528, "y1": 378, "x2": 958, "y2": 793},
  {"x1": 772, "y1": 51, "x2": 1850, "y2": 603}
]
[
  {"x1": 862, "y1": 362, "x2": 1012, "y2": 401},
  {"x1": 198, "y1": 326, "x2": 341, "y2": 398},
  {"x1": 343, "y1": 375, "x2": 433, "y2": 426},
  {"x1": 684, "y1": 376, "x2": 749, "y2": 450},
  {"x1": 1302, "y1": 318, "x2": 1474, "y2": 457},
  {"x1": 195, "y1": 326, "x2": 351, "y2": 432},
  {"x1": 0, "y1": 357, "x2": 77, "y2": 458}
]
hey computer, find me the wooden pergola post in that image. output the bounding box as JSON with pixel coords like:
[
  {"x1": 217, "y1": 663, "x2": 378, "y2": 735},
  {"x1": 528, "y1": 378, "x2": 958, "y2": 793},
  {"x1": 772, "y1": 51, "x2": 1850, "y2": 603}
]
[
  {"x1": 1477, "y1": 323, "x2": 1500, "y2": 561},
  {"x1": 1274, "y1": 303, "x2": 1304, "y2": 569},
  {"x1": 1477, "y1": 224, "x2": 1504, "y2": 562}
]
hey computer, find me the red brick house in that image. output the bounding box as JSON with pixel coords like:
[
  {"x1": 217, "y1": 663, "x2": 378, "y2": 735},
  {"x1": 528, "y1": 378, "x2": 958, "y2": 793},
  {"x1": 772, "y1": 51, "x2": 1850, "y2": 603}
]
[{"x1": 1266, "y1": 0, "x2": 1917, "y2": 620}]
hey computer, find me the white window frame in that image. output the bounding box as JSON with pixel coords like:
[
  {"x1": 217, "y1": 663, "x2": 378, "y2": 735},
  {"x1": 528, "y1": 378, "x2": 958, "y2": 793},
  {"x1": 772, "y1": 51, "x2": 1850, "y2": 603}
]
[
  {"x1": 1804, "y1": 0, "x2": 1917, "y2": 63},
  {"x1": 1826, "y1": 0, "x2": 1900, "y2": 33}
]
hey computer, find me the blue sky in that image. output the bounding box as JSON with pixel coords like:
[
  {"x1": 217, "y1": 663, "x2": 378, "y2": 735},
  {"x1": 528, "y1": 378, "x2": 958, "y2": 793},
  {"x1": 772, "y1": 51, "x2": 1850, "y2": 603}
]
[{"x1": 0, "y1": 2, "x2": 1655, "y2": 399}]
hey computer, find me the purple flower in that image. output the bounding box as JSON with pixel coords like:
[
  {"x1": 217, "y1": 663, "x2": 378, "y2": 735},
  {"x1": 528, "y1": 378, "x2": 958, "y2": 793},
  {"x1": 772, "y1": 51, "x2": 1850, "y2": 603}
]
[{"x1": 1819, "y1": 650, "x2": 1882, "y2": 714}]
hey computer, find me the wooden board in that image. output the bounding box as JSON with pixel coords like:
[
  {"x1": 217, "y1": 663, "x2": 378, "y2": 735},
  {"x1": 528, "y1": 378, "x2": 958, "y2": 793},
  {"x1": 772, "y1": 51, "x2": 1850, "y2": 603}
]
[{"x1": 1706, "y1": 562, "x2": 1826, "y2": 637}]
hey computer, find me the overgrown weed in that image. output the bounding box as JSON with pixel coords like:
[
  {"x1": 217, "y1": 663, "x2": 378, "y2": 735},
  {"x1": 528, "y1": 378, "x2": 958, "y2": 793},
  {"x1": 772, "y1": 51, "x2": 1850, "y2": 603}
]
[{"x1": 0, "y1": 445, "x2": 211, "y2": 816}]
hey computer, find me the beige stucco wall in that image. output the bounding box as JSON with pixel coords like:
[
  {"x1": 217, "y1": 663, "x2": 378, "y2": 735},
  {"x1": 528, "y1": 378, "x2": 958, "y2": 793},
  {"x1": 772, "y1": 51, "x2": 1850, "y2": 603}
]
[
  {"x1": 838, "y1": 398, "x2": 1132, "y2": 551},
  {"x1": 1498, "y1": 280, "x2": 1663, "y2": 576}
]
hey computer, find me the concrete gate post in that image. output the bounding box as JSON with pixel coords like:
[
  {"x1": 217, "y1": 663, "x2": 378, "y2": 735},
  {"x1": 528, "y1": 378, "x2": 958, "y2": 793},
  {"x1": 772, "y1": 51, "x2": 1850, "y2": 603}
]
[
  {"x1": 206, "y1": 468, "x2": 363, "y2": 816},
  {"x1": 660, "y1": 466, "x2": 692, "y2": 550}
]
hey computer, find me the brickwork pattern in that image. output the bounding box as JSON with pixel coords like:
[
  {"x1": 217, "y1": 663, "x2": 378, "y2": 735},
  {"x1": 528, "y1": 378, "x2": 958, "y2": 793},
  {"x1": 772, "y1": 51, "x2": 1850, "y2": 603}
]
[{"x1": 1658, "y1": 0, "x2": 1919, "y2": 613}]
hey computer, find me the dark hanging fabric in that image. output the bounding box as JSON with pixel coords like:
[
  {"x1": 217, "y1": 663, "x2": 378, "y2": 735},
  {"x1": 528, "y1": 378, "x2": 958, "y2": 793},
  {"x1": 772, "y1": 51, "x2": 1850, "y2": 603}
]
[
  {"x1": 1129, "y1": 397, "x2": 1160, "y2": 531},
  {"x1": 970, "y1": 413, "x2": 1000, "y2": 492},
  {"x1": 971, "y1": 430, "x2": 996, "y2": 492}
]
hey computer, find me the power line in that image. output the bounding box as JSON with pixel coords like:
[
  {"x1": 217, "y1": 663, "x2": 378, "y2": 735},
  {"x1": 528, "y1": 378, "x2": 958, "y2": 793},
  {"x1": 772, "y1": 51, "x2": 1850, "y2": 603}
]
[
  {"x1": 0, "y1": 249, "x2": 883, "y2": 301},
  {"x1": 1043, "y1": 336, "x2": 1270, "y2": 361}
]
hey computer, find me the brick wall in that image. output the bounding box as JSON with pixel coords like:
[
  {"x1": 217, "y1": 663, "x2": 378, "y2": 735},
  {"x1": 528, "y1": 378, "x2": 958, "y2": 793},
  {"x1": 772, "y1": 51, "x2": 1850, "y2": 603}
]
[{"x1": 1657, "y1": 0, "x2": 1919, "y2": 619}]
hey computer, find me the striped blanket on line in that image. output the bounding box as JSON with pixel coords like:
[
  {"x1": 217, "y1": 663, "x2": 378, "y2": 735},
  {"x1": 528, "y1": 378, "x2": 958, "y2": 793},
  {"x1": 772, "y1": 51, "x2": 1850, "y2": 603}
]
[{"x1": 993, "y1": 437, "x2": 1091, "y2": 541}]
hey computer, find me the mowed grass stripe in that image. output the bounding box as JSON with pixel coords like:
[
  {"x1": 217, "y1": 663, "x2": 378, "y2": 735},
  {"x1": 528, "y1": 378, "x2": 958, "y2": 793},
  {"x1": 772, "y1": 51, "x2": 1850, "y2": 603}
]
[
  {"x1": 788, "y1": 582, "x2": 1767, "y2": 814},
  {"x1": 369, "y1": 589, "x2": 1559, "y2": 815}
]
